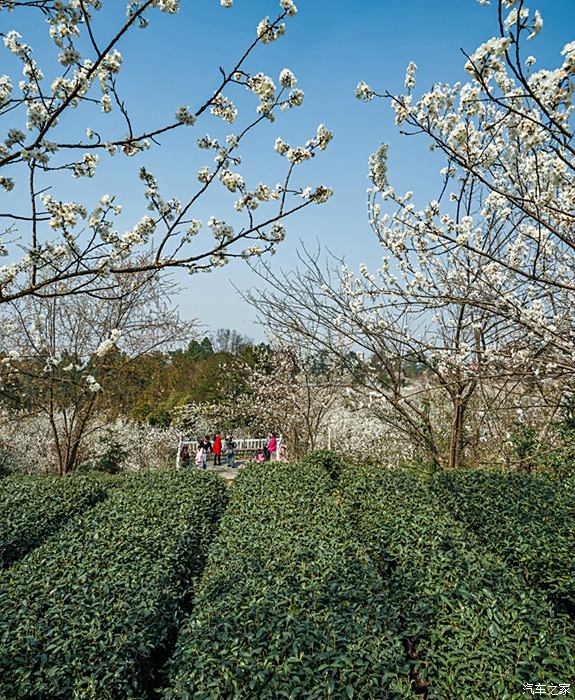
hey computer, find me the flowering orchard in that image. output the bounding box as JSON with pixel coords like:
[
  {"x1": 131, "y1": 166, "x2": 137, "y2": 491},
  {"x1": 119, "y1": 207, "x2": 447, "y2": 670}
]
[
  {"x1": 0, "y1": 0, "x2": 332, "y2": 304},
  {"x1": 0, "y1": 412, "x2": 179, "y2": 474},
  {"x1": 248, "y1": 0, "x2": 575, "y2": 471},
  {"x1": 0, "y1": 268, "x2": 191, "y2": 474}
]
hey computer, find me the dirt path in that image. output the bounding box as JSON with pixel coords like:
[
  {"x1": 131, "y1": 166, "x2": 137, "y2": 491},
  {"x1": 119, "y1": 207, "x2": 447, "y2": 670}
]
[{"x1": 204, "y1": 461, "x2": 246, "y2": 480}]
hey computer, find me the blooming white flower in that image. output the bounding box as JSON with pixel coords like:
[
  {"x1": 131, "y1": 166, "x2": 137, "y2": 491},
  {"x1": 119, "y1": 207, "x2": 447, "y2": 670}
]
[
  {"x1": 72, "y1": 153, "x2": 99, "y2": 178},
  {"x1": 279, "y1": 68, "x2": 297, "y2": 88},
  {"x1": 310, "y1": 185, "x2": 333, "y2": 204},
  {"x1": 197, "y1": 166, "x2": 211, "y2": 183},
  {"x1": 315, "y1": 123, "x2": 333, "y2": 150},
  {"x1": 183, "y1": 220, "x2": 202, "y2": 241},
  {"x1": 356, "y1": 81, "x2": 375, "y2": 102},
  {"x1": 274, "y1": 138, "x2": 290, "y2": 156},
  {"x1": 561, "y1": 41, "x2": 575, "y2": 74},
  {"x1": 210, "y1": 94, "x2": 237, "y2": 124},
  {"x1": 59, "y1": 46, "x2": 81, "y2": 66},
  {"x1": 3, "y1": 31, "x2": 30, "y2": 58},
  {"x1": 280, "y1": 0, "x2": 297, "y2": 16},
  {"x1": 220, "y1": 169, "x2": 244, "y2": 192},
  {"x1": 288, "y1": 88, "x2": 304, "y2": 107},
  {"x1": 208, "y1": 217, "x2": 234, "y2": 242},
  {"x1": 101, "y1": 94, "x2": 112, "y2": 113},
  {"x1": 368, "y1": 144, "x2": 388, "y2": 191},
  {"x1": 286, "y1": 147, "x2": 311, "y2": 165},
  {"x1": 528, "y1": 10, "x2": 543, "y2": 39},
  {"x1": 404, "y1": 61, "x2": 417, "y2": 90},
  {"x1": 85, "y1": 375, "x2": 102, "y2": 393},
  {"x1": 257, "y1": 17, "x2": 285, "y2": 44},
  {"x1": 41, "y1": 194, "x2": 87, "y2": 230},
  {"x1": 95, "y1": 329, "x2": 122, "y2": 357},
  {"x1": 268, "y1": 222, "x2": 285, "y2": 242},
  {"x1": 0, "y1": 75, "x2": 12, "y2": 107},
  {"x1": 254, "y1": 183, "x2": 278, "y2": 201},
  {"x1": 175, "y1": 105, "x2": 196, "y2": 125}
]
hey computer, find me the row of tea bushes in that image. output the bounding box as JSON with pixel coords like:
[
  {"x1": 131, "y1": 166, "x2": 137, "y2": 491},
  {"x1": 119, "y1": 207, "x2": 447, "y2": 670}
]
[
  {"x1": 430, "y1": 470, "x2": 575, "y2": 615},
  {"x1": 340, "y1": 465, "x2": 575, "y2": 699},
  {"x1": 0, "y1": 470, "x2": 227, "y2": 699},
  {"x1": 0, "y1": 473, "x2": 109, "y2": 567},
  {"x1": 164, "y1": 461, "x2": 411, "y2": 699}
]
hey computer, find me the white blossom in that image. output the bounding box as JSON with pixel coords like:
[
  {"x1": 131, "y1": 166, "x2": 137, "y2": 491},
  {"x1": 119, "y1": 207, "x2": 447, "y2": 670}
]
[
  {"x1": 279, "y1": 68, "x2": 297, "y2": 88},
  {"x1": 356, "y1": 81, "x2": 375, "y2": 102},
  {"x1": 175, "y1": 105, "x2": 196, "y2": 125}
]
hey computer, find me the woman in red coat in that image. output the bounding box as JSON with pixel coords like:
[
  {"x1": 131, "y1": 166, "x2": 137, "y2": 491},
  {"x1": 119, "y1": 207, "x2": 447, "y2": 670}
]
[{"x1": 212, "y1": 433, "x2": 222, "y2": 466}]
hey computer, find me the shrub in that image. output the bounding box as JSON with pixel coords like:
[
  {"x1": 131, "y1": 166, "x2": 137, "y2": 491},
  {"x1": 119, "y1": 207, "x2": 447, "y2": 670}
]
[
  {"x1": 430, "y1": 469, "x2": 575, "y2": 616},
  {"x1": 163, "y1": 461, "x2": 410, "y2": 699},
  {"x1": 0, "y1": 473, "x2": 109, "y2": 567},
  {"x1": 340, "y1": 465, "x2": 575, "y2": 698},
  {"x1": 299, "y1": 448, "x2": 344, "y2": 481},
  {"x1": 0, "y1": 470, "x2": 227, "y2": 699}
]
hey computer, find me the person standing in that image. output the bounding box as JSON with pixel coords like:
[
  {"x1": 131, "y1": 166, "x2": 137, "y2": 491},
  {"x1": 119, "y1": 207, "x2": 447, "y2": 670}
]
[
  {"x1": 225, "y1": 435, "x2": 236, "y2": 468},
  {"x1": 179, "y1": 443, "x2": 191, "y2": 468},
  {"x1": 195, "y1": 438, "x2": 207, "y2": 469},
  {"x1": 213, "y1": 432, "x2": 222, "y2": 466},
  {"x1": 196, "y1": 435, "x2": 211, "y2": 470},
  {"x1": 266, "y1": 432, "x2": 277, "y2": 461}
]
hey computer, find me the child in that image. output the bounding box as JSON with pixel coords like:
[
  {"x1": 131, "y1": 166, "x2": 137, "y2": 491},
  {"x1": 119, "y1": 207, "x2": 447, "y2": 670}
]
[{"x1": 195, "y1": 438, "x2": 207, "y2": 470}]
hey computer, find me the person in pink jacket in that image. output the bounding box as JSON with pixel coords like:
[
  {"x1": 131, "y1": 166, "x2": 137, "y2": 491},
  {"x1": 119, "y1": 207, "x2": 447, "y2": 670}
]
[{"x1": 266, "y1": 432, "x2": 277, "y2": 461}]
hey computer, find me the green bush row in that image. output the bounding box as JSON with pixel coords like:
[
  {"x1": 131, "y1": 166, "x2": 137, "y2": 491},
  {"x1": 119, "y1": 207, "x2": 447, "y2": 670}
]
[
  {"x1": 299, "y1": 449, "x2": 344, "y2": 481},
  {"x1": 0, "y1": 473, "x2": 109, "y2": 567},
  {"x1": 340, "y1": 465, "x2": 575, "y2": 699},
  {"x1": 164, "y1": 461, "x2": 410, "y2": 699},
  {"x1": 0, "y1": 470, "x2": 227, "y2": 699},
  {"x1": 430, "y1": 470, "x2": 575, "y2": 614}
]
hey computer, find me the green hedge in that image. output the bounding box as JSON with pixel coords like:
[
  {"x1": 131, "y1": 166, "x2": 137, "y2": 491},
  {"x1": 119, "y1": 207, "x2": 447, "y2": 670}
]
[
  {"x1": 0, "y1": 474, "x2": 109, "y2": 567},
  {"x1": 340, "y1": 465, "x2": 575, "y2": 699},
  {"x1": 164, "y1": 461, "x2": 410, "y2": 699},
  {"x1": 0, "y1": 470, "x2": 227, "y2": 699},
  {"x1": 299, "y1": 449, "x2": 344, "y2": 481},
  {"x1": 430, "y1": 470, "x2": 575, "y2": 615}
]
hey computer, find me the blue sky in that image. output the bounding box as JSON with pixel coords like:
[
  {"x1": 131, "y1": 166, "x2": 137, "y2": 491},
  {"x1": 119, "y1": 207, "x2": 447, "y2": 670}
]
[{"x1": 3, "y1": 0, "x2": 575, "y2": 340}]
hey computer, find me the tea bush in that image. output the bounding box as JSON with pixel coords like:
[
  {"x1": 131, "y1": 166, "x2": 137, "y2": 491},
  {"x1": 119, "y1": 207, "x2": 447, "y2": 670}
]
[
  {"x1": 164, "y1": 461, "x2": 410, "y2": 699},
  {"x1": 340, "y1": 465, "x2": 575, "y2": 699},
  {"x1": 0, "y1": 470, "x2": 227, "y2": 699},
  {"x1": 299, "y1": 449, "x2": 344, "y2": 481},
  {"x1": 430, "y1": 470, "x2": 575, "y2": 615},
  {"x1": 0, "y1": 473, "x2": 109, "y2": 567}
]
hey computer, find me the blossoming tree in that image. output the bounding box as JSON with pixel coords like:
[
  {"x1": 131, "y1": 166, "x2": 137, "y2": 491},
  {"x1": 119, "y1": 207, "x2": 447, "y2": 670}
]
[
  {"x1": 248, "y1": 0, "x2": 575, "y2": 469},
  {"x1": 357, "y1": 0, "x2": 575, "y2": 377},
  {"x1": 0, "y1": 267, "x2": 192, "y2": 474},
  {"x1": 0, "y1": 0, "x2": 332, "y2": 303}
]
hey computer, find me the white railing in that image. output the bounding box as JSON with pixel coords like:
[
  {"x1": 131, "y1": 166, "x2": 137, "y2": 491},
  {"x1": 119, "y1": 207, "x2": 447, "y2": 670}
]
[{"x1": 233, "y1": 438, "x2": 267, "y2": 451}]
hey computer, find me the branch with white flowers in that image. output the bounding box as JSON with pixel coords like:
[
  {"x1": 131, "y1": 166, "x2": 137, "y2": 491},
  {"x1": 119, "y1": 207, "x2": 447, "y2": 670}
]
[{"x1": 0, "y1": 0, "x2": 332, "y2": 302}]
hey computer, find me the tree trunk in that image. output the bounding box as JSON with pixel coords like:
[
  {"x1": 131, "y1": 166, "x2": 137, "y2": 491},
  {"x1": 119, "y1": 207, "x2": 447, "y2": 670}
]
[{"x1": 448, "y1": 394, "x2": 465, "y2": 469}]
